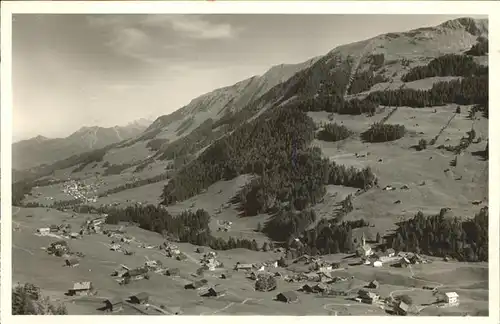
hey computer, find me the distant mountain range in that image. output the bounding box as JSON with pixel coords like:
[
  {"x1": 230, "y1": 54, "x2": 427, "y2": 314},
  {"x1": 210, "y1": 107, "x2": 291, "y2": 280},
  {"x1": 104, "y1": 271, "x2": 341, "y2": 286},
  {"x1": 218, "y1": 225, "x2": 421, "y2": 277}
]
[{"x1": 13, "y1": 118, "x2": 152, "y2": 170}]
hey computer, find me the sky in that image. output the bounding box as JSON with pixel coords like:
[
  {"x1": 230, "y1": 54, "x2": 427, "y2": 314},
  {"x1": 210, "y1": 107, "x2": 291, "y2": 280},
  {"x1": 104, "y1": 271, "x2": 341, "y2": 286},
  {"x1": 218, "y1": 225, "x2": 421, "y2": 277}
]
[{"x1": 12, "y1": 14, "x2": 480, "y2": 141}]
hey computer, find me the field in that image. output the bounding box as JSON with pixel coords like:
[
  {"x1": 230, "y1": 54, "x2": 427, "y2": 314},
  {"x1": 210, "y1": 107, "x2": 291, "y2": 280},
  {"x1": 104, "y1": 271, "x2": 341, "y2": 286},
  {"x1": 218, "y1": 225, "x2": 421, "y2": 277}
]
[{"x1": 13, "y1": 205, "x2": 488, "y2": 316}]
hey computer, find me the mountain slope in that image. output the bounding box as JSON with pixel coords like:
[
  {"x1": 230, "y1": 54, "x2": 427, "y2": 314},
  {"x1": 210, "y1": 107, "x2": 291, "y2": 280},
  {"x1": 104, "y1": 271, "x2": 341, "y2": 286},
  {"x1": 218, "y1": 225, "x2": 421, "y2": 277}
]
[{"x1": 13, "y1": 118, "x2": 153, "y2": 170}]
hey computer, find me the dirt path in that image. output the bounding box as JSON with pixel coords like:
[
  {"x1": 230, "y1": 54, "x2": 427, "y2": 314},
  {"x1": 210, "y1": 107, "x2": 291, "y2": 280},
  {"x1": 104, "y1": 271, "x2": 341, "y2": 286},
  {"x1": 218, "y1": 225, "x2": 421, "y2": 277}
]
[{"x1": 12, "y1": 244, "x2": 35, "y2": 255}]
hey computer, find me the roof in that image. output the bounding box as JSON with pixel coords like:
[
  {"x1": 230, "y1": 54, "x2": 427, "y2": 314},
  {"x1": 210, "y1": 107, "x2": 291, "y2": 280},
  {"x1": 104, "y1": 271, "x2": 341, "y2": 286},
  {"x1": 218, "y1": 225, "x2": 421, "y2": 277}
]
[
  {"x1": 210, "y1": 285, "x2": 227, "y2": 293},
  {"x1": 66, "y1": 258, "x2": 79, "y2": 265},
  {"x1": 72, "y1": 281, "x2": 92, "y2": 290},
  {"x1": 237, "y1": 263, "x2": 253, "y2": 268},
  {"x1": 105, "y1": 298, "x2": 123, "y2": 305},
  {"x1": 278, "y1": 291, "x2": 298, "y2": 301},
  {"x1": 445, "y1": 292, "x2": 459, "y2": 298},
  {"x1": 133, "y1": 292, "x2": 149, "y2": 301},
  {"x1": 398, "y1": 301, "x2": 409, "y2": 312}
]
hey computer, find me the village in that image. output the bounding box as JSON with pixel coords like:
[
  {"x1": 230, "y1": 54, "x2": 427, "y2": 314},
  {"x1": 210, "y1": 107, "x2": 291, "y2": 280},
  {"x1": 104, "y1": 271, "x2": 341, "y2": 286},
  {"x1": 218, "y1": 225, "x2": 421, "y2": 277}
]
[{"x1": 30, "y1": 214, "x2": 464, "y2": 316}]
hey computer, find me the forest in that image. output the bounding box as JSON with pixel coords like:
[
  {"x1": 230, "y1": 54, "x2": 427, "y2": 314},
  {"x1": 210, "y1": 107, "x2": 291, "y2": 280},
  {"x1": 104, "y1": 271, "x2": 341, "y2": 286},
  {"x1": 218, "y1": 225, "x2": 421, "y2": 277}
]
[
  {"x1": 401, "y1": 54, "x2": 487, "y2": 82},
  {"x1": 388, "y1": 207, "x2": 488, "y2": 262},
  {"x1": 104, "y1": 205, "x2": 263, "y2": 251}
]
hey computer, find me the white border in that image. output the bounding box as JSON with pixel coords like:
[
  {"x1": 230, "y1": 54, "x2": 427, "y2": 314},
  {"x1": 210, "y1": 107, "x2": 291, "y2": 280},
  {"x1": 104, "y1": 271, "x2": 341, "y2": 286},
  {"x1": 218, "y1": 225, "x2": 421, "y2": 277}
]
[{"x1": 1, "y1": 2, "x2": 499, "y2": 324}]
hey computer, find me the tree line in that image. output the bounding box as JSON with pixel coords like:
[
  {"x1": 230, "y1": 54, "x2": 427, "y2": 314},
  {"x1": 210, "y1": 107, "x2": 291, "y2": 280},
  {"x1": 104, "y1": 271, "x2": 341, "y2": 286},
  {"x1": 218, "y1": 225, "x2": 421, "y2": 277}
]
[{"x1": 401, "y1": 54, "x2": 487, "y2": 82}]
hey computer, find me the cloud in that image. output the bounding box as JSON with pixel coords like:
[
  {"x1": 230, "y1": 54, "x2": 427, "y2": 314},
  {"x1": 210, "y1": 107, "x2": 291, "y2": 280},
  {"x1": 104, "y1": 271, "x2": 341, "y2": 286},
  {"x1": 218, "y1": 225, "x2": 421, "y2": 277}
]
[
  {"x1": 86, "y1": 15, "x2": 239, "y2": 64},
  {"x1": 142, "y1": 15, "x2": 237, "y2": 40}
]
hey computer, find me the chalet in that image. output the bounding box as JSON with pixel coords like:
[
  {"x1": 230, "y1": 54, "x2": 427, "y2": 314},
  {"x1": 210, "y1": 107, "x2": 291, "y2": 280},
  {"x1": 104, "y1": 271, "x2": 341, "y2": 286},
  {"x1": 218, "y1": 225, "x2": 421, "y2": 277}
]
[
  {"x1": 220, "y1": 273, "x2": 232, "y2": 279},
  {"x1": 166, "y1": 268, "x2": 180, "y2": 276},
  {"x1": 234, "y1": 263, "x2": 253, "y2": 271},
  {"x1": 103, "y1": 298, "x2": 123, "y2": 312},
  {"x1": 185, "y1": 279, "x2": 208, "y2": 290},
  {"x1": 68, "y1": 281, "x2": 93, "y2": 296},
  {"x1": 443, "y1": 292, "x2": 459, "y2": 306},
  {"x1": 65, "y1": 258, "x2": 79, "y2": 267},
  {"x1": 125, "y1": 267, "x2": 148, "y2": 278},
  {"x1": 276, "y1": 291, "x2": 299, "y2": 303},
  {"x1": 202, "y1": 286, "x2": 227, "y2": 297},
  {"x1": 301, "y1": 284, "x2": 314, "y2": 293},
  {"x1": 129, "y1": 292, "x2": 149, "y2": 304},
  {"x1": 36, "y1": 228, "x2": 50, "y2": 235},
  {"x1": 367, "y1": 280, "x2": 379, "y2": 289},
  {"x1": 395, "y1": 301, "x2": 409, "y2": 316},
  {"x1": 313, "y1": 283, "x2": 328, "y2": 293},
  {"x1": 358, "y1": 289, "x2": 379, "y2": 304}
]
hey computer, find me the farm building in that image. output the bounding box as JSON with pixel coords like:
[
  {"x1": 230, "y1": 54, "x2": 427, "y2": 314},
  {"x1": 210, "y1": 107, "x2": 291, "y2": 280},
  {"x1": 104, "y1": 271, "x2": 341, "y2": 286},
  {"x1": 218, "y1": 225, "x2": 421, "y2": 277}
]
[
  {"x1": 68, "y1": 281, "x2": 93, "y2": 296},
  {"x1": 301, "y1": 284, "x2": 314, "y2": 293},
  {"x1": 103, "y1": 298, "x2": 123, "y2": 312},
  {"x1": 367, "y1": 280, "x2": 379, "y2": 289},
  {"x1": 234, "y1": 263, "x2": 253, "y2": 271},
  {"x1": 202, "y1": 286, "x2": 227, "y2": 297},
  {"x1": 166, "y1": 268, "x2": 180, "y2": 276},
  {"x1": 36, "y1": 228, "x2": 50, "y2": 235},
  {"x1": 185, "y1": 279, "x2": 208, "y2": 290},
  {"x1": 124, "y1": 267, "x2": 148, "y2": 278},
  {"x1": 276, "y1": 291, "x2": 299, "y2": 303},
  {"x1": 129, "y1": 292, "x2": 149, "y2": 304},
  {"x1": 442, "y1": 292, "x2": 460, "y2": 306},
  {"x1": 357, "y1": 289, "x2": 379, "y2": 304},
  {"x1": 220, "y1": 273, "x2": 232, "y2": 279},
  {"x1": 65, "y1": 258, "x2": 79, "y2": 267},
  {"x1": 395, "y1": 301, "x2": 409, "y2": 316}
]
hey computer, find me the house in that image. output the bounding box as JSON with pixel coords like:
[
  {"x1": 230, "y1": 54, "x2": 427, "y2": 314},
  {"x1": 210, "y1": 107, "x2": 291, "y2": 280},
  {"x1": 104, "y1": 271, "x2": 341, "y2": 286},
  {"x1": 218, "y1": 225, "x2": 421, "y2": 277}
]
[
  {"x1": 103, "y1": 298, "x2": 123, "y2": 312},
  {"x1": 444, "y1": 292, "x2": 459, "y2": 306},
  {"x1": 65, "y1": 258, "x2": 79, "y2": 267},
  {"x1": 358, "y1": 289, "x2": 379, "y2": 304},
  {"x1": 373, "y1": 260, "x2": 383, "y2": 268},
  {"x1": 364, "y1": 280, "x2": 378, "y2": 289},
  {"x1": 68, "y1": 281, "x2": 93, "y2": 296},
  {"x1": 202, "y1": 286, "x2": 227, "y2": 297},
  {"x1": 220, "y1": 273, "x2": 232, "y2": 279},
  {"x1": 125, "y1": 267, "x2": 148, "y2": 278},
  {"x1": 37, "y1": 228, "x2": 50, "y2": 235},
  {"x1": 276, "y1": 291, "x2": 299, "y2": 303},
  {"x1": 313, "y1": 283, "x2": 328, "y2": 293},
  {"x1": 166, "y1": 268, "x2": 180, "y2": 276},
  {"x1": 301, "y1": 284, "x2": 314, "y2": 293},
  {"x1": 50, "y1": 225, "x2": 59, "y2": 232},
  {"x1": 386, "y1": 248, "x2": 396, "y2": 257},
  {"x1": 234, "y1": 263, "x2": 253, "y2": 271},
  {"x1": 129, "y1": 292, "x2": 149, "y2": 304},
  {"x1": 395, "y1": 301, "x2": 409, "y2": 316},
  {"x1": 185, "y1": 279, "x2": 208, "y2": 290}
]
